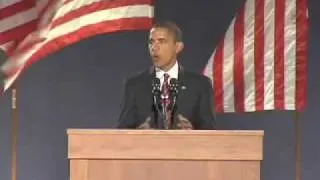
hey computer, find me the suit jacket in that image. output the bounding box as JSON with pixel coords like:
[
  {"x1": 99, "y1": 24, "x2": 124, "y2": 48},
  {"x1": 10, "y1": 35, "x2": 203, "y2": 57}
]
[{"x1": 117, "y1": 65, "x2": 216, "y2": 129}]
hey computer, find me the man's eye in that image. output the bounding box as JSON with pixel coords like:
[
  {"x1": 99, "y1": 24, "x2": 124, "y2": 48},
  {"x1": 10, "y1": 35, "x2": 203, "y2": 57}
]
[{"x1": 159, "y1": 39, "x2": 166, "y2": 43}]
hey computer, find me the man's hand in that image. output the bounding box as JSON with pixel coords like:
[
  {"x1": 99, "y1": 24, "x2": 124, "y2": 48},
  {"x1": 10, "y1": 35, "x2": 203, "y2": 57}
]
[
  {"x1": 137, "y1": 116, "x2": 153, "y2": 129},
  {"x1": 176, "y1": 114, "x2": 193, "y2": 129}
]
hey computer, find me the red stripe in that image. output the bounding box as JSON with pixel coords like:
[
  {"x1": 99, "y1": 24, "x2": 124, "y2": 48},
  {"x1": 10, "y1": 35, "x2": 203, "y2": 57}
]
[
  {"x1": 0, "y1": 20, "x2": 37, "y2": 44},
  {"x1": 52, "y1": 0, "x2": 152, "y2": 29},
  {"x1": 233, "y1": 6, "x2": 245, "y2": 112},
  {"x1": 295, "y1": 0, "x2": 308, "y2": 110},
  {"x1": 3, "y1": 41, "x2": 17, "y2": 55},
  {"x1": 254, "y1": 0, "x2": 265, "y2": 110},
  {"x1": 64, "y1": 0, "x2": 75, "y2": 4},
  {"x1": 17, "y1": 18, "x2": 152, "y2": 71},
  {"x1": 0, "y1": 0, "x2": 35, "y2": 20},
  {"x1": 274, "y1": 0, "x2": 285, "y2": 109},
  {"x1": 38, "y1": 0, "x2": 57, "y2": 21},
  {"x1": 1, "y1": 0, "x2": 53, "y2": 49},
  {"x1": 214, "y1": 40, "x2": 224, "y2": 113}
]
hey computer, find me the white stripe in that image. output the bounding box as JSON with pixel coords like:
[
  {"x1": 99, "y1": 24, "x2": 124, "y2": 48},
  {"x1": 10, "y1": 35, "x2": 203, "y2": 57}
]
[
  {"x1": 284, "y1": 0, "x2": 296, "y2": 109},
  {"x1": 14, "y1": 0, "x2": 61, "y2": 49},
  {"x1": 0, "y1": 41, "x2": 14, "y2": 51},
  {"x1": 14, "y1": 4, "x2": 152, "y2": 52},
  {"x1": 203, "y1": 50, "x2": 215, "y2": 86},
  {"x1": 263, "y1": 0, "x2": 275, "y2": 109},
  {"x1": 52, "y1": 0, "x2": 148, "y2": 24},
  {"x1": 223, "y1": 18, "x2": 236, "y2": 112},
  {"x1": 3, "y1": 4, "x2": 153, "y2": 91},
  {"x1": 0, "y1": 0, "x2": 21, "y2": 9},
  {"x1": 38, "y1": 0, "x2": 65, "y2": 27},
  {"x1": 243, "y1": 0, "x2": 256, "y2": 112},
  {"x1": 52, "y1": 0, "x2": 104, "y2": 21},
  {"x1": 0, "y1": 7, "x2": 38, "y2": 33},
  {"x1": 50, "y1": 5, "x2": 153, "y2": 40}
]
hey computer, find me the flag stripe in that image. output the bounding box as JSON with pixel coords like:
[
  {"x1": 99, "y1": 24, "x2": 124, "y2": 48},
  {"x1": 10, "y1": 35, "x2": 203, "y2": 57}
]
[
  {"x1": 233, "y1": 6, "x2": 245, "y2": 112},
  {"x1": 0, "y1": 7, "x2": 38, "y2": 34},
  {"x1": 0, "y1": 41, "x2": 14, "y2": 52},
  {"x1": 52, "y1": 0, "x2": 152, "y2": 29},
  {"x1": 243, "y1": 0, "x2": 256, "y2": 111},
  {"x1": 10, "y1": 4, "x2": 153, "y2": 59},
  {"x1": 214, "y1": 43, "x2": 224, "y2": 112},
  {"x1": 263, "y1": 0, "x2": 275, "y2": 110},
  {"x1": 203, "y1": 50, "x2": 216, "y2": 112},
  {"x1": 255, "y1": 0, "x2": 265, "y2": 110},
  {"x1": 295, "y1": 0, "x2": 308, "y2": 110},
  {"x1": 0, "y1": 0, "x2": 35, "y2": 20},
  {"x1": 284, "y1": 0, "x2": 296, "y2": 109},
  {"x1": 27, "y1": 18, "x2": 152, "y2": 69},
  {"x1": 0, "y1": 0, "x2": 21, "y2": 9},
  {"x1": 56, "y1": 0, "x2": 151, "y2": 22},
  {"x1": 274, "y1": 0, "x2": 285, "y2": 109},
  {"x1": 64, "y1": 0, "x2": 75, "y2": 5},
  {"x1": 222, "y1": 19, "x2": 236, "y2": 112},
  {"x1": 0, "y1": 20, "x2": 37, "y2": 44},
  {"x1": 2, "y1": 2, "x2": 153, "y2": 91},
  {"x1": 203, "y1": 0, "x2": 308, "y2": 112},
  {"x1": 5, "y1": 18, "x2": 152, "y2": 90},
  {"x1": 1, "y1": 0, "x2": 154, "y2": 92}
]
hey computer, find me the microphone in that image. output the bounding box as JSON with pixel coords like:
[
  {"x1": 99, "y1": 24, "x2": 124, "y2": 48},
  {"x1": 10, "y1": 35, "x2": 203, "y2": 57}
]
[
  {"x1": 151, "y1": 77, "x2": 161, "y2": 128},
  {"x1": 152, "y1": 77, "x2": 161, "y2": 96},
  {"x1": 169, "y1": 78, "x2": 179, "y2": 109}
]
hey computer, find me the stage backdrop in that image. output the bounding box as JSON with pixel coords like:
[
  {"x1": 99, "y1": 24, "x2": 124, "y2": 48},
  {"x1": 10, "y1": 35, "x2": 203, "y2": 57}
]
[{"x1": 1, "y1": 0, "x2": 319, "y2": 180}]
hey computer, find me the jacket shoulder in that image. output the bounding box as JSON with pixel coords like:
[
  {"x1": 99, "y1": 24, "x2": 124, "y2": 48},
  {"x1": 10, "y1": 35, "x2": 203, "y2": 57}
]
[
  {"x1": 183, "y1": 70, "x2": 212, "y2": 84},
  {"x1": 123, "y1": 68, "x2": 150, "y2": 86}
]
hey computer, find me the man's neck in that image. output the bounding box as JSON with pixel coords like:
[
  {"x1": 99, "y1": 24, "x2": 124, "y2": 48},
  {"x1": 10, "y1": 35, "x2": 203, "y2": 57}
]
[
  {"x1": 158, "y1": 60, "x2": 178, "y2": 72},
  {"x1": 156, "y1": 61, "x2": 179, "y2": 80}
]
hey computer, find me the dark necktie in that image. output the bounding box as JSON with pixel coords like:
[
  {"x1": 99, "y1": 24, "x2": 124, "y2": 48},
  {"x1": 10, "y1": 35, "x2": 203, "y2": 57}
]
[{"x1": 161, "y1": 73, "x2": 172, "y2": 128}]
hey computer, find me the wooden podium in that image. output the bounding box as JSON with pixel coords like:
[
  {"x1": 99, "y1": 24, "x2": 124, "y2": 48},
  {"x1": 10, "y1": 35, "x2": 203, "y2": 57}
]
[{"x1": 67, "y1": 129, "x2": 263, "y2": 180}]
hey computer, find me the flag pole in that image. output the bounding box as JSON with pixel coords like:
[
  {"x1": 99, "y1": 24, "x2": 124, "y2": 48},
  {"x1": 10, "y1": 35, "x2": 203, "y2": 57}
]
[
  {"x1": 11, "y1": 82, "x2": 18, "y2": 180},
  {"x1": 295, "y1": 111, "x2": 302, "y2": 180}
]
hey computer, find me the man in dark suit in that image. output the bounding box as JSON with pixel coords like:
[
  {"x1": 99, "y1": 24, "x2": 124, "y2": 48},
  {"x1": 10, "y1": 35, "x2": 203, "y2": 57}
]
[{"x1": 117, "y1": 21, "x2": 215, "y2": 129}]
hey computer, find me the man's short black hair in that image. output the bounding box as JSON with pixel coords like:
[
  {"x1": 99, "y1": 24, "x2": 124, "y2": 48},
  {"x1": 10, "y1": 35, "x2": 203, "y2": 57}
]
[{"x1": 151, "y1": 21, "x2": 183, "y2": 42}]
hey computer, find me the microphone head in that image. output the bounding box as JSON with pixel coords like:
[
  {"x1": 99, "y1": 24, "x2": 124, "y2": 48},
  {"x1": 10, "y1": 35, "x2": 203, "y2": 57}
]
[
  {"x1": 152, "y1": 77, "x2": 160, "y2": 85},
  {"x1": 152, "y1": 77, "x2": 161, "y2": 95},
  {"x1": 169, "y1": 78, "x2": 178, "y2": 85},
  {"x1": 169, "y1": 78, "x2": 179, "y2": 95}
]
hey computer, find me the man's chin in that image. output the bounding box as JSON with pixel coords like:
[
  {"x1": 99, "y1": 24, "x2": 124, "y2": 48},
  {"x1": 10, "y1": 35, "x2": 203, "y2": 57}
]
[{"x1": 152, "y1": 59, "x2": 162, "y2": 68}]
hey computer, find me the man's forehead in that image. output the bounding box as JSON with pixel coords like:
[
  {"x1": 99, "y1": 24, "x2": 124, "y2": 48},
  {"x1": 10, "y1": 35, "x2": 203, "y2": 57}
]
[{"x1": 149, "y1": 28, "x2": 173, "y2": 39}]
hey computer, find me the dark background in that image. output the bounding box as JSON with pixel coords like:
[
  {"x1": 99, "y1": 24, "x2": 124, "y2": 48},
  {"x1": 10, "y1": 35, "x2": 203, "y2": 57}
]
[{"x1": 1, "y1": 0, "x2": 319, "y2": 179}]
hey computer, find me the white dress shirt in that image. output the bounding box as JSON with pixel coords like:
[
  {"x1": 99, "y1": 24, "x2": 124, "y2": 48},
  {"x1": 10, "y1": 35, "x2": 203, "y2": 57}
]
[{"x1": 155, "y1": 61, "x2": 179, "y2": 88}]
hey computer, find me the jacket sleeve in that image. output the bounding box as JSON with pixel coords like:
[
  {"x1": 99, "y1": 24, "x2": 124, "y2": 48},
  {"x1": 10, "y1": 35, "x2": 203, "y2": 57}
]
[
  {"x1": 195, "y1": 76, "x2": 216, "y2": 129},
  {"x1": 116, "y1": 78, "x2": 138, "y2": 128}
]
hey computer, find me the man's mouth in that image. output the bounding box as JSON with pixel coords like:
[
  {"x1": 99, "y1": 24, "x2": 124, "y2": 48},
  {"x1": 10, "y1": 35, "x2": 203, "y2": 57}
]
[{"x1": 152, "y1": 54, "x2": 159, "y2": 59}]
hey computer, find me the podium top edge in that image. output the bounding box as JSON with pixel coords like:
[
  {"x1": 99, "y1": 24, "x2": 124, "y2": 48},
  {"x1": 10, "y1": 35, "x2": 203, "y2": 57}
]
[{"x1": 66, "y1": 129, "x2": 264, "y2": 136}]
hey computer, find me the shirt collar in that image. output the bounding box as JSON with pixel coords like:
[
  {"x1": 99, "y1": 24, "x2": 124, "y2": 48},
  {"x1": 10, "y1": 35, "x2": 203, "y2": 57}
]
[{"x1": 155, "y1": 61, "x2": 179, "y2": 80}]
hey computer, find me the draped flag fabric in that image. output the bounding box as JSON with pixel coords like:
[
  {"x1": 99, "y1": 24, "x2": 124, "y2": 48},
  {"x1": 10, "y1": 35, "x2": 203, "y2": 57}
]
[
  {"x1": 203, "y1": 0, "x2": 309, "y2": 113},
  {"x1": 0, "y1": 0, "x2": 154, "y2": 92}
]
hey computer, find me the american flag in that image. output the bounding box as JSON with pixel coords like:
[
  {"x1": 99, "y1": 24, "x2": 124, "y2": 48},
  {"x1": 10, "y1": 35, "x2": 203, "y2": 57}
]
[
  {"x1": 203, "y1": 0, "x2": 309, "y2": 113},
  {"x1": 0, "y1": 0, "x2": 154, "y2": 92}
]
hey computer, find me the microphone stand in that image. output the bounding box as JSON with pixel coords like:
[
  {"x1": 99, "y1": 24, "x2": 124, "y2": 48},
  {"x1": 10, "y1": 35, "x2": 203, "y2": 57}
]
[
  {"x1": 152, "y1": 78, "x2": 179, "y2": 129},
  {"x1": 169, "y1": 78, "x2": 179, "y2": 129},
  {"x1": 152, "y1": 78, "x2": 162, "y2": 129},
  {"x1": 161, "y1": 97, "x2": 169, "y2": 129}
]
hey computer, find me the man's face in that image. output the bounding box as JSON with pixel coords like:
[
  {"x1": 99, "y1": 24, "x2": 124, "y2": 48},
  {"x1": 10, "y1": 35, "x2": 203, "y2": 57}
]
[{"x1": 148, "y1": 27, "x2": 182, "y2": 71}]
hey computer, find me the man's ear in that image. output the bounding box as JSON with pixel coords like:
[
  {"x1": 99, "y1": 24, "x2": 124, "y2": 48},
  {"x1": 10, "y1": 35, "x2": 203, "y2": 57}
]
[{"x1": 176, "y1": 42, "x2": 184, "y2": 54}]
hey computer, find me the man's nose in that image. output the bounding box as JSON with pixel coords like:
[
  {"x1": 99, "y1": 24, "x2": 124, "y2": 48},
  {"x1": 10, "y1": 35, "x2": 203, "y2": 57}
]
[{"x1": 151, "y1": 43, "x2": 159, "y2": 52}]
